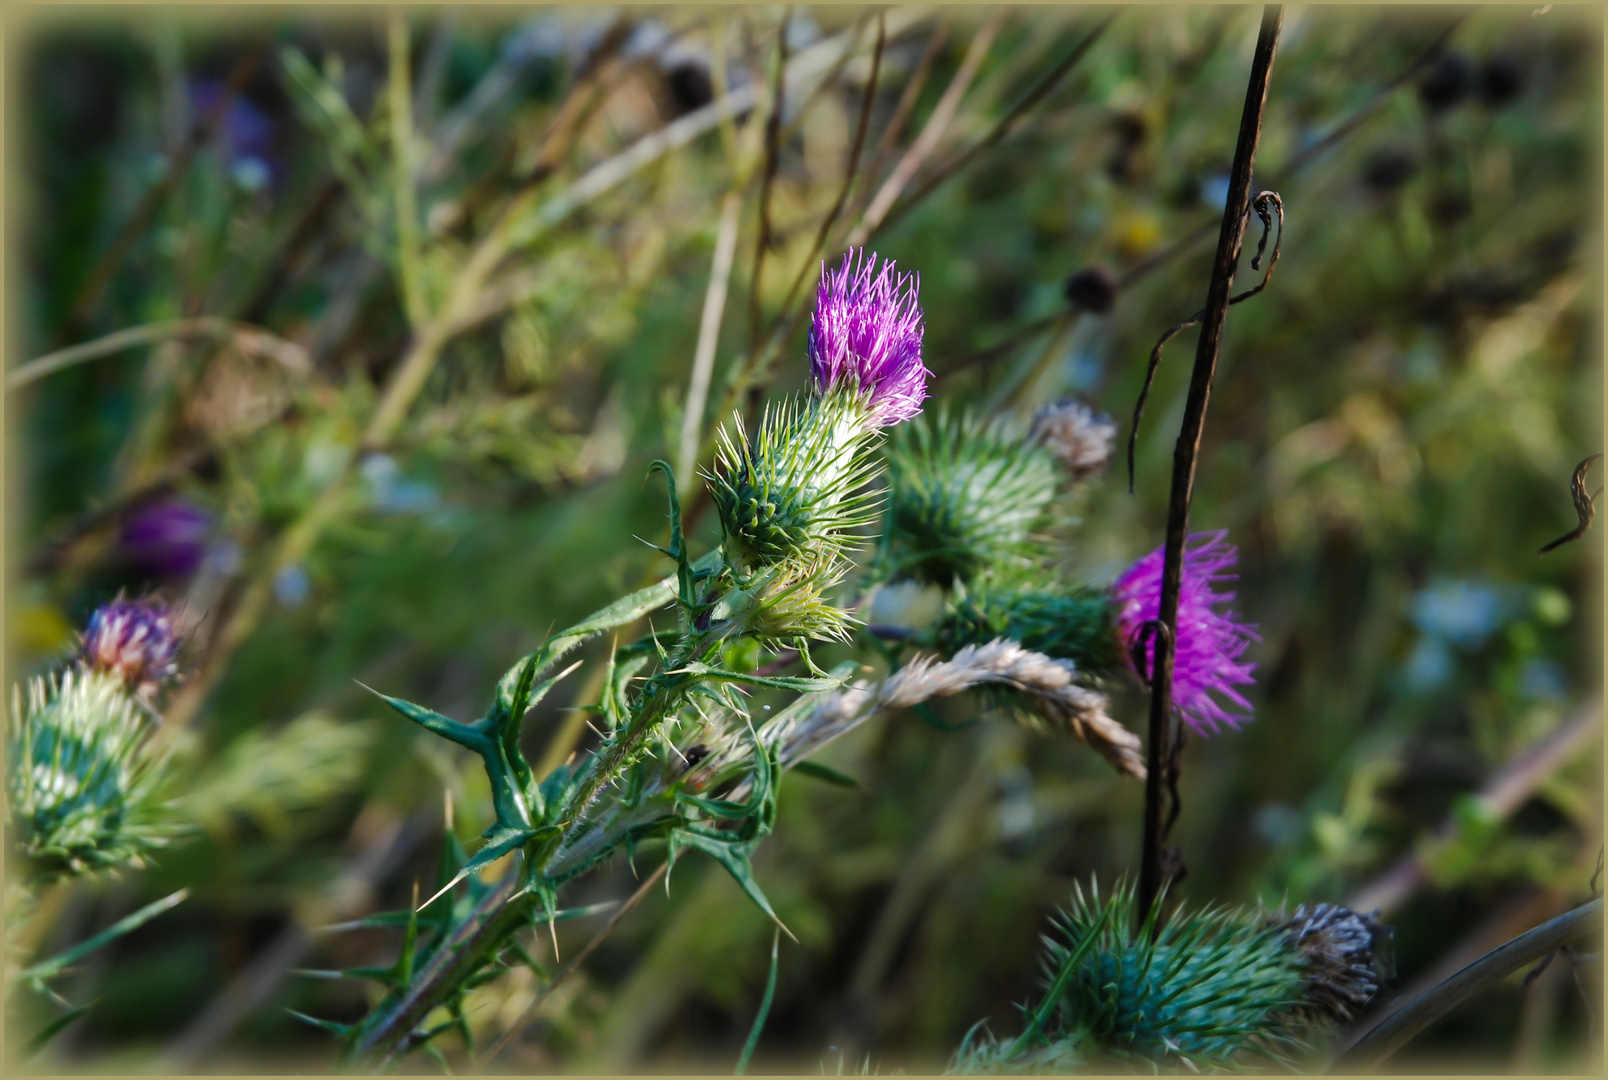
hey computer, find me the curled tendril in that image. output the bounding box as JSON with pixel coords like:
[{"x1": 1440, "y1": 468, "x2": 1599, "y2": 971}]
[
  {"x1": 1538, "y1": 453, "x2": 1602, "y2": 553},
  {"x1": 1128, "y1": 191, "x2": 1286, "y2": 495}
]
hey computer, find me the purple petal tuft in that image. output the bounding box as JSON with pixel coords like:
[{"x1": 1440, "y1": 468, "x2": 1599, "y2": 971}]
[
  {"x1": 81, "y1": 598, "x2": 181, "y2": 692},
  {"x1": 1111, "y1": 530, "x2": 1259, "y2": 735},
  {"x1": 808, "y1": 249, "x2": 930, "y2": 426}
]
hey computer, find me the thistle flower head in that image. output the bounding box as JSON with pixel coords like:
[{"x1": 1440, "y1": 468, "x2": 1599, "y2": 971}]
[
  {"x1": 808, "y1": 249, "x2": 929, "y2": 427},
  {"x1": 1029, "y1": 398, "x2": 1118, "y2": 480},
  {"x1": 884, "y1": 412, "x2": 1059, "y2": 587},
  {"x1": 1111, "y1": 530, "x2": 1258, "y2": 735},
  {"x1": 80, "y1": 598, "x2": 182, "y2": 695}
]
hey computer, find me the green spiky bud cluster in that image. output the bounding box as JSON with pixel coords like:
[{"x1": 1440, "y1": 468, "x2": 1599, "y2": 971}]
[
  {"x1": 951, "y1": 881, "x2": 1389, "y2": 1074},
  {"x1": 930, "y1": 584, "x2": 1124, "y2": 677},
  {"x1": 6, "y1": 669, "x2": 168, "y2": 878},
  {"x1": 710, "y1": 388, "x2": 883, "y2": 576},
  {"x1": 882, "y1": 412, "x2": 1060, "y2": 588},
  {"x1": 716, "y1": 559, "x2": 857, "y2": 649}
]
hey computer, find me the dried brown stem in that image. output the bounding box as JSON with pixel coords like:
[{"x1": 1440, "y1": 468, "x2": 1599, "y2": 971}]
[
  {"x1": 1136, "y1": 5, "x2": 1283, "y2": 932},
  {"x1": 846, "y1": 10, "x2": 1004, "y2": 249},
  {"x1": 748, "y1": 10, "x2": 791, "y2": 355}
]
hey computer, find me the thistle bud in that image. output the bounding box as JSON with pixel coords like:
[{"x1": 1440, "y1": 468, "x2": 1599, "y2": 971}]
[
  {"x1": 7, "y1": 669, "x2": 163, "y2": 877},
  {"x1": 710, "y1": 394, "x2": 882, "y2": 571},
  {"x1": 952, "y1": 883, "x2": 1388, "y2": 1074},
  {"x1": 80, "y1": 597, "x2": 182, "y2": 697},
  {"x1": 716, "y1": 558, "x2": 856, "y2": 647},
  {"x1": 884, "y1": 413, "x2": 1060, "y2": 587},
  {"x1": 933, "y1": 585, "x2": 1123, "y2": 675}
]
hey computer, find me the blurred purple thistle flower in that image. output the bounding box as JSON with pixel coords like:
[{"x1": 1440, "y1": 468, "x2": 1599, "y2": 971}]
[
  {"x1": 1111, "y1": 530, "x2": 1258, "y2": 735},
  {"x1": 80, "y1": 598, "x2": 181, "y2": 694},
  {"x1": 120, "y1": 498, "x2": 212, "y2": 580},
  {"x1": 808, "y1": 249, "x2": 930, "y2": 427}
]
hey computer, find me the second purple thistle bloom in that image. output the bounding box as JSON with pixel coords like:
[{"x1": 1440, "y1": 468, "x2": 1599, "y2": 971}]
[
  {"x1": 1112, "y1": 530, "x2": 1259, "y2": 736},
  {"x1": 808, "y1": 249, "x2": 931, "y2": 427}
]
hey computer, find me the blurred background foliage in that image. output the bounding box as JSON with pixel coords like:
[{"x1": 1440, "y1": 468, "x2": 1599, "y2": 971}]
[{"x1": 5, "y1": 4, "x2": 1602, "y2": 1073}]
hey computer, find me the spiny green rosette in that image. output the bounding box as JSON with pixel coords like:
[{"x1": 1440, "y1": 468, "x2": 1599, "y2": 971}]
[
  {"x1": 709, "y1": 389, "x2": 882, "y2": 573},
  {"x1": 883, "y1": 412, "x2": 1060, "y2": 588},
  {"x1": 6, "y1": 669, "x2": 166, "y2": 877},
  {"x1": 931, "y1": 584, "x2": 1124, "y2": 677}
]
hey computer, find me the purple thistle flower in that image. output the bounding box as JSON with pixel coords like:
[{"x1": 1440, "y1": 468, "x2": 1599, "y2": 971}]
[
  {"x1": 120, "y1": 498, "x2": 212, "y2": 580},
  {"x1": 1111, "y1": 530, "x2": 1258, "y2": 735},
  {"x1": 808, "y1": 249, "x2": 930, "y2": 427},
  {"x1": 80, "y1": 598, "x2": 181, "y2": 694}
]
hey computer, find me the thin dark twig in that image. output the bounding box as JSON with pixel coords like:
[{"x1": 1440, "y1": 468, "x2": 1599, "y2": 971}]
[
  {"x1": 1136, "y1": 5, "x2": 1283, "y2": 933},
  {"x1": 749, "y1": 9, "x2": 791, "y2": 355},
  {"x1": 876, "y1": 14, "x2": 1116, "y2": 237},
  {"x1": 61, "y1": 40, "x2": 269, "y2": 341},
  {"x1": 1333, "y1": 899, "x2": 1602, "y2": 1073},
  {"x1": 1128, "y1": 191, "x2": 1283, "y2": 494},
  {"x1": 478, "y1": 861, "x2": 670, "y2": 1068},
  {"x1": 1538, "y1": 453, "x2": 1602, "y2": 553}
]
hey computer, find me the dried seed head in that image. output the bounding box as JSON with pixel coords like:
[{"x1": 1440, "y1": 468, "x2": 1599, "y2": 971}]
[
  {"x1": 1030, "y1": 398, "x2": 1118, "y2": 479},
  {"x1": 1277, "y1": 902, "x2": 1392, "y2": 1024}
]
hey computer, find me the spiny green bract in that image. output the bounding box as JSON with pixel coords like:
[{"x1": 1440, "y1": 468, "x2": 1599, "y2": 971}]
[
  {"x1": 953, "y1": 881, "x2": 1310, "y2": 1074},
  {"x1": 716, "y1": 558, "x2": 858, "y2": 648},
  {"x1": 7, "y1": 669, "x2": 167, "y2": 878},
  {"x1": 709, "y1": 391, "x2": 882, "y2": 573},
  {"x1": 882, "y1": 412, "x2": 1060, "y2": 588},
  {"x1": 931, "y1": 585, "x2": 1124, "y2": 677}
]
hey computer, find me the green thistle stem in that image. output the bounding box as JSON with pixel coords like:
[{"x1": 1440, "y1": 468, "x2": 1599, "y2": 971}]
[{"x1": 344, "y1": 628, "x2": 724, "y2": 1068}]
